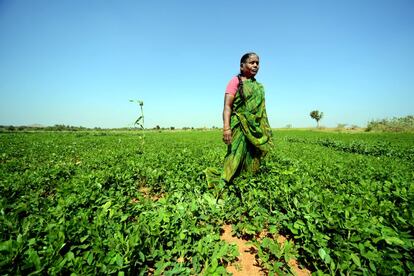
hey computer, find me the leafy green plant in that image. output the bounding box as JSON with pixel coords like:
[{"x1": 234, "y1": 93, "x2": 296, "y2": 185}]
[
  {"x1": 129, "y1": 100, "x2": 145, "y2": 152},
  {"x1": 366, "y1": 115, "x2": 414, "y2": 132},
  {"x1": 129, "y1": 100, "x2": 144, "y2": 129},
  {"x1": 256, "y1": 237, "x2": 299, "y2": 275},
  {"x1": 0, "y1": 130, "x2": 413, "y2": 274}
]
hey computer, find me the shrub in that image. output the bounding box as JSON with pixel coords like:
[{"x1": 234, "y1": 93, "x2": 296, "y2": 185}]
[{"x1": 366, "y1": 115, "x2": 414, "y2": 132}]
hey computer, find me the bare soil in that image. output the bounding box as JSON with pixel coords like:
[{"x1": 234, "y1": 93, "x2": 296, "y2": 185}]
[
  {"x1": 137, "y1": 186, "x2": 162, "y2": 201},
  {"x1": 220, "y1": 225, "x2": 311, "y2": 276}
]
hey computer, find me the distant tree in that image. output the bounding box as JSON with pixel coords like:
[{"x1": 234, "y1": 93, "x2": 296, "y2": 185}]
[
  {"x1": 310, "y1": 110, "x2": 324, "y2": 128},
  {"x1": 54, "y1": 124, "x2": 66, "y2": 131}
]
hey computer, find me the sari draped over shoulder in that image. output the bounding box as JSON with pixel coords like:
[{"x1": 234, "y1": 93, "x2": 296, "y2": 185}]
[{"x1": 205, "y1": 78, "x2": 272, "y2": 186}]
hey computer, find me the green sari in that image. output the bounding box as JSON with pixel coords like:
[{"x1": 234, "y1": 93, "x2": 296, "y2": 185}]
[{"x1": 205, "y1": 78, "x2": 272, "y2": 186}]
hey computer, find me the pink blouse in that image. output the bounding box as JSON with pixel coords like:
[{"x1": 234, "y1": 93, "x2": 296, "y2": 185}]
[{"x1": 225, "y1": 76, "x2": 239, "y2": 96}]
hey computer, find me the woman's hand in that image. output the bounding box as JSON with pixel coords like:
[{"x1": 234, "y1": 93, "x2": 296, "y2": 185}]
[{"x1": 223, "y1": 129, "x2": 232, "y2": 144}]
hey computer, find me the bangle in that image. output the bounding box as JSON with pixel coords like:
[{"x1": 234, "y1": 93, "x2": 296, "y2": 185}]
[{"x1": 223, "y1": 128, "x2": 231, "y2": 131}]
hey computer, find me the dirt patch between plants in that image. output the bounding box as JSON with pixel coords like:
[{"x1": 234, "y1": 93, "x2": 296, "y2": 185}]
[
  {"x1": 220, "y1": 225, "x2": 311, "y2": 276},
  {"x1": 220, "y1": 225, "x2": 263, "y2": 275},
  {"x1": 133, "y1": 186, "x2": 162, "y2": 202}
]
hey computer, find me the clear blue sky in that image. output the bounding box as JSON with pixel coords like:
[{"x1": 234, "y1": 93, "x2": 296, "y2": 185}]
[{"x1": 1, "y1": 0, "x2": 413, "y2": 128}]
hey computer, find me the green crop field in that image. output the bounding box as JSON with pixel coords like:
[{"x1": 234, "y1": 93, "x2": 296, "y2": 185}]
[{"x1": 1, "y1": 130, "x2": 413, "y2": 275}]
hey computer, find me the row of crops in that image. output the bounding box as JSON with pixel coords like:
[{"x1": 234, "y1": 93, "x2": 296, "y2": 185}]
[{"x1": 1, "y1": 130, "x2": 413, "y2": 275}]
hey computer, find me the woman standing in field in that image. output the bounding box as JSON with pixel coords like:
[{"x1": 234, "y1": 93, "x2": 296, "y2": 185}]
[{"x1": 205, "y1": 52, "x2": 272, "y2": 186}]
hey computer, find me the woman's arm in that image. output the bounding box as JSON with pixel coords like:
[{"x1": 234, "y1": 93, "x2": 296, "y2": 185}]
[{"x1": 223, "y1": 94, "x2": 235, "y2": 144}]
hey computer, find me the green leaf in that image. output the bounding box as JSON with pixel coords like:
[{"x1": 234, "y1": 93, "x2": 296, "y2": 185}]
[
  {"x1": 28, "y1": 238, "x2": 36, "y2": 246},
  {"x1": 87, "y1": 252, "x2": 93, "y2": 265},
  {"x1": 293, "y1": 197, "x2": 299, "y2": 207},
  {"x1": 330, "y1": 260, "x2": 336, "y2": 272},
  {"x1": 217, "y1": 244, "x2": 228, "y2": 258},
  {"x1": 318, "y1": 248, "x2": 327, "y2": 260},
  {"x1": 139, "y1": 251, "x2": 145, "y2": 262},
  {"x1": 28, "y1": 249, "x2": 41, "y2": 270},
  {"x1": 67, "y1": 251, "x2": 75, "y2": 261},
  {"x1": 120, "y1": 214, "x2": 129, "y2": 222},
  {"x1": 369, "y1": 261, "x2": 376, "y2": 272},
  {"x1": 135, "y1": 116, "x2": 143, "y2": 125},
  {"x1": 350, "y1": 253, "x2": 361, "y2": 267},
  {"x1": 0, "y1": 240, "x2": 12, "y2": 252},
  {"x1": 269, "y1": 225, "x2": 278, "y2": 234},
  {"x1": 16, "y1": 234, "x2": 23, "y2": 245},
  {"x1": 80, "y1": 235, "x2": 89, "y2": 243},
  {"x1": 384, "y1": 237, "x2": 404, "y2": 246},
  {"x1": 293, "y1": 220, "x2": 304, "y2": 229},
  {"x1": 102, "y1": 201, "x2": 112, "y2": 211},
  {"x1": 115, "y1": 254, "x2": 123, "y2": 267},
  {"x1": 211, "y1": 258, "x2": 218, "y2": 271}
]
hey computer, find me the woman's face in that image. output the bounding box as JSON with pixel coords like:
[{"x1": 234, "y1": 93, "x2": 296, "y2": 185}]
[{"x1": 241, "y1": 55, "x2": 260, "y2": 78}]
